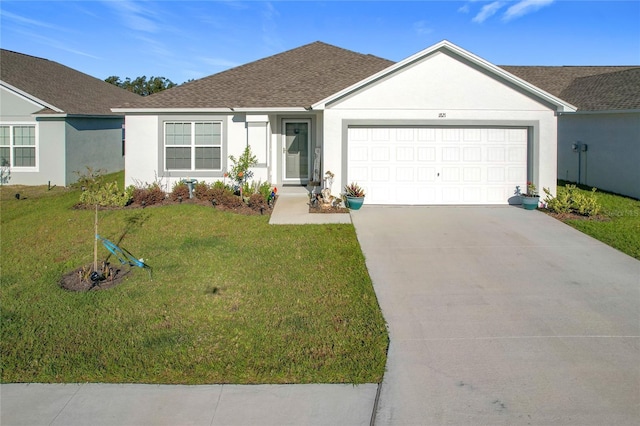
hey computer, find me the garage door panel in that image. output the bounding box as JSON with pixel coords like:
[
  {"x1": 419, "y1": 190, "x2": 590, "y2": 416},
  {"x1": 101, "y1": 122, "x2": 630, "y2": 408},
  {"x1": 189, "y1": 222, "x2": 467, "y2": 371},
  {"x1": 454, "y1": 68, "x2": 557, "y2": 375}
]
[
  {"x1": 396, "y1": 167, "x2": 415, "y2": 182},
  {"x1": 487, "y1": 167, "x2": 506, "y2": 182},
  {"x1": 350, "y1": 146, "x2": 369, "y2": 162},
  {"x1": 371, "y1": 167, "x2": 390, "y2": 182},
  {"x1": 372, "y1": 128, "x2": 390, "y2": 141},
  {"x1": 396, "y1": 128, "x2": 415, "y2": 141},
  {"x1": 508, "y1": 166, "x2": 526, "y2": 182},
  {"x1": 442, "y1": 147, "x2": 460, "y2": 161},
  {"x1": 417, "y1": 128, "x2": 436, "y2": 141},
  {"x1": 372, "y1": 147, "x2": 390, "y2": 161},
  {"x1": 463, "y1": 168, "x2": 482, "y2": 182},
  {"x1": 508, "y1": 146, "x2": 526, "y2": 162},
  {"x1": 463, "y1": 187, "x2": 482, "y2": 203},
  {"x1": 369, "y1": 186, "x2": 391, "y2": 204},
  {"x1": 417, "y1": 147, "x2": 436, "y2": 162},
  {"x1": 442, "y1": 187, "x2": 461, "y2": 203},
  {"x1": 417, "y1": 167, "x2": 436, "y2": 182},
  {"x1": 348, "y1": 126, "x2": 528, "y2": 205},
  {"x1": 349, "y1": 166, "x2": 369, "y2": 182},
  {"x1": 463, "y1": 147, "x2": 482, "y2": 162},
  {"x1": 441, "y1": 167, "x2": 460, "y2": 182},
  {"x1": 487, "y1": 147, "x2": 506, "y2": 162}
]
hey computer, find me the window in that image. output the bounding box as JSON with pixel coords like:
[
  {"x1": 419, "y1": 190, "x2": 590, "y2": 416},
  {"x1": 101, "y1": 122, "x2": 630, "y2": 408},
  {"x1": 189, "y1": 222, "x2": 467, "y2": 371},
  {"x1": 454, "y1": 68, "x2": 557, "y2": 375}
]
[
  {"x1": 0, "y1": 125, "x2": 36, "y2": 168},
  {"x1": 165, "y1": 122, "x2": 221, "y2": 171}
]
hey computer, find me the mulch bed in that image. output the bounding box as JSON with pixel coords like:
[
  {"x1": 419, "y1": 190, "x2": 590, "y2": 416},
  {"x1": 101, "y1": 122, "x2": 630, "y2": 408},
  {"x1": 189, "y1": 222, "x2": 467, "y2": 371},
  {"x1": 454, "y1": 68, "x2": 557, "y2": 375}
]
[
  {"x1": 59, "y1": 263, "x2": 135, "y2": 292},
  {"x1": 542, "y1": 209, "x2": 609, "y2": 222},
  {"x1": 308, "y1": 203, "x2": 349, "y2": 214},
  {"x1": 73, "y1": 196, "x2": 274, "y2": 216}
]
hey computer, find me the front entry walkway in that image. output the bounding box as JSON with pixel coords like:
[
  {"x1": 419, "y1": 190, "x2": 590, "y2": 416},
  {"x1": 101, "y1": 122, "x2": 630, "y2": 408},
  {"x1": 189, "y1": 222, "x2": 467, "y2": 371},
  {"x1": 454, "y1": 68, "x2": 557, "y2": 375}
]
[
  {"x1": 352, "y1": 206, "x2": 640, "y2": 425},
  {"x1": 269, "y1": 186, "x2": 351, "y2": 225}
]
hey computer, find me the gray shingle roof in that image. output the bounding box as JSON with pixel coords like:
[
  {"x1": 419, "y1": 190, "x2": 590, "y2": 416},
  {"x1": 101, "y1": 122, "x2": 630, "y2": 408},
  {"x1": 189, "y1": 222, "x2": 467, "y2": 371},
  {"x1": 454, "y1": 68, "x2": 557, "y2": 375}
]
[
  {"x1": 112, "y1": 41, "x2": 639, "y2": 112},
  {"x1": 0, "y1": 49, "x2": 141, "y2": 115},
  {"x1": 120, "y1": 41, "x2": 394, "y2": 109},
  {"x1": 501, "y1": 65, "x2": 640, "y2": 111}
]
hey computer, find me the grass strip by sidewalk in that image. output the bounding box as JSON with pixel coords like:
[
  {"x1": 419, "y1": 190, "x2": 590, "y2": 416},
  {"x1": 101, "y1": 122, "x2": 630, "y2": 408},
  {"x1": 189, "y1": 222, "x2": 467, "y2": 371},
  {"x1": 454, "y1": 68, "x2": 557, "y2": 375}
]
[
  {"x1": 0, "y1": 183, "x2": 388, "y2": 384},
  {"x1": 550, "y1": 182, "x2": 640, "y2": 260}
]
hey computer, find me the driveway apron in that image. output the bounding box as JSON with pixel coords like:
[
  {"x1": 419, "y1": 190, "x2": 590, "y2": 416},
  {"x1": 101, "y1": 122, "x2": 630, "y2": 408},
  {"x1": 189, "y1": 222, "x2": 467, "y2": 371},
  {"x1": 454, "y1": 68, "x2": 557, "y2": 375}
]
[{"x1": 351, "y1": 206, "x2": 639, "y2": 425}]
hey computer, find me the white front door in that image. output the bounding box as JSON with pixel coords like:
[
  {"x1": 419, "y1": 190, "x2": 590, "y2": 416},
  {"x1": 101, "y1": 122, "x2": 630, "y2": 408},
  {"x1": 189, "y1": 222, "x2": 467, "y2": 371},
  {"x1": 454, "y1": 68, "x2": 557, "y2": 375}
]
[
  {"x1": 347, "y1": 126, "x2": 528, "y2": 205},
  {"x1": 283, "y1": 120, "x2": 310, "y2": 184}
]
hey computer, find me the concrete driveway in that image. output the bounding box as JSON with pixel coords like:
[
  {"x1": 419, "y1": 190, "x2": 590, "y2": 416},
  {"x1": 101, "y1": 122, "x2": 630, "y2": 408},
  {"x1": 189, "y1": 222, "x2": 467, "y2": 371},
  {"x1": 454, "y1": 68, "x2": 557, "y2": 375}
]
[{"x1": 351, "y1": 206, "x2": 639, "y2": 425}]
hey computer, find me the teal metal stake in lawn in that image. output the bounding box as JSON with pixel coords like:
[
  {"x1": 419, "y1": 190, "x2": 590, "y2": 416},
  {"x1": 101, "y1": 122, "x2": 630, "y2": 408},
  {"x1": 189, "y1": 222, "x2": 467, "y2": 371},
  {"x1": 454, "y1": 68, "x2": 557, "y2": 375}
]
[{"x1": 91, "y1": 203, "x2": 152, "y2": 286}]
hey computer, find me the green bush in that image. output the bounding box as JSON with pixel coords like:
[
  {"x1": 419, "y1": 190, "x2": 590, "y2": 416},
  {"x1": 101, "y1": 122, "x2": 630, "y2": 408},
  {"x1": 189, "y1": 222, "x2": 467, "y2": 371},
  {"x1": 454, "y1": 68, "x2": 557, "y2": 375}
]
[
  {"x1": 78, "y1": 180, "x2": 133, "y2": 207},
  {"x1": 544, "y1": 184, "x2": 602, "y2": 217}
]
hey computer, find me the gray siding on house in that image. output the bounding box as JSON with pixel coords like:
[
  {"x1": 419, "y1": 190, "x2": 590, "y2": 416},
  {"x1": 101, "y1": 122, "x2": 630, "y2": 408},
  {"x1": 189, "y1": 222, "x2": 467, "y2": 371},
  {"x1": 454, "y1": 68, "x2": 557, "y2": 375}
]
[
  {"x1": 65, "y1": 117, "x2": 124, "y2": 185},
  {"x1": 31, "y1": 118, "x2": 66, "y2": 186},
  {"x1": 558, "y1": 112, "x2": 640, "y2": 199},
  {"x1": 0, "y1": 86, "x2": 40, "y2": 121}
]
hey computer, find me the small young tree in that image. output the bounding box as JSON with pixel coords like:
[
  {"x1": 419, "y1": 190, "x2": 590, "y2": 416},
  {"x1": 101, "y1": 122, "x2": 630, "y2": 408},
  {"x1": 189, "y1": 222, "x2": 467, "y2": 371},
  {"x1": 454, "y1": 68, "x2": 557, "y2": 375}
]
[{"x1": 228, "y1": 146, "x2": 258, "y2": 196}]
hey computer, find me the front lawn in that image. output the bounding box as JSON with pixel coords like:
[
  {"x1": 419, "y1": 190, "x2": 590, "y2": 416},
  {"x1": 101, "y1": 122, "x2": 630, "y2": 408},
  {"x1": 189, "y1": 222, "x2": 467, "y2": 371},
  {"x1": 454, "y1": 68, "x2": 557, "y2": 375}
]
[
  {"x1": 548, "y1": 182, "x2": 640, "y2": 260},
  {"x1": 0, "y1": 182, "x2": 388, "y2": 384}
]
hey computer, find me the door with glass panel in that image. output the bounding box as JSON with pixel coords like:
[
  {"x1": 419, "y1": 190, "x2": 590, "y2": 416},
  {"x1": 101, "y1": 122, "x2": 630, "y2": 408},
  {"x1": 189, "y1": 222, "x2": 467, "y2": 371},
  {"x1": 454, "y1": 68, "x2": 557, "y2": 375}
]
[{"x1": 283, "y1": 120, "x2": 310, "y2": 183}]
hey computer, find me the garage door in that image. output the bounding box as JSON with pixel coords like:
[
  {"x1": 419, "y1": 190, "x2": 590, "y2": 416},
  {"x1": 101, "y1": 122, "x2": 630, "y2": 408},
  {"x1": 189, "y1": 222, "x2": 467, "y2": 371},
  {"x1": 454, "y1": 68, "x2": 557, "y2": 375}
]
[{"x1": 347, "y1": 127, "x2": 528, "y2": 205}]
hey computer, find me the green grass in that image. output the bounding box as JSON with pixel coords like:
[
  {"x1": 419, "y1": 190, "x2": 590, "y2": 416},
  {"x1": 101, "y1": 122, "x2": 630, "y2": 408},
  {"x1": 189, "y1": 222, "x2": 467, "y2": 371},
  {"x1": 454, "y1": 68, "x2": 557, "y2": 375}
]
[
  {"x1": 0, "y1": 178, "x2": 388, "y2": 384},
  {"x1": 550, "y1": 182, "x2": 640, "y2": 260}
]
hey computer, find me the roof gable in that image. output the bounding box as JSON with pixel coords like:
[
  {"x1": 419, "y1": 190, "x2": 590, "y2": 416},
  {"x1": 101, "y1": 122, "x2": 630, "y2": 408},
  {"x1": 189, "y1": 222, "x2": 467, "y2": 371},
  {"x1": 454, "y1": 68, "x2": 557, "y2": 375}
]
[
  {"x1": 119, "y1": 42, "x2": 394, "y2": 110},
  {"x1": 313, "y1": 40, "x2": 576, "y2": 113},
  {"x1": 0, "y1": 49, "x2": 141, "y2": 116}
]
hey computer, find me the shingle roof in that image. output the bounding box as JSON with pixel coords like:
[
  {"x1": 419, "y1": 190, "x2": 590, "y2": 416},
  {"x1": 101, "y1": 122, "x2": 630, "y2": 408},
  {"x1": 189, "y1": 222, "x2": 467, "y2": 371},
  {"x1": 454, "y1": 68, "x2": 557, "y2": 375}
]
[
  {"x1": 120, "y1": 41, "x2": 394, "y2": 109},
  {"x1": 501, "y1": 65, "x2": 640, "y2": 111},
  {"x1": 0, "y1": 49, "x2": 141, "y2": 115},
  {"x1": 112, "y1": 40, "x2": 639, "y2": 112}
]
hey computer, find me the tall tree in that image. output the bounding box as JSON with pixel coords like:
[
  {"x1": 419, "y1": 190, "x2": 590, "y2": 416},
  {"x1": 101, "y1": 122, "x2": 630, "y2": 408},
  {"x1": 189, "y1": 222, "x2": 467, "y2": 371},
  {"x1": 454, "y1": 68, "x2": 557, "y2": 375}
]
[{"x1": 104, "y1": 75, "x2": 177, "y2": 96}]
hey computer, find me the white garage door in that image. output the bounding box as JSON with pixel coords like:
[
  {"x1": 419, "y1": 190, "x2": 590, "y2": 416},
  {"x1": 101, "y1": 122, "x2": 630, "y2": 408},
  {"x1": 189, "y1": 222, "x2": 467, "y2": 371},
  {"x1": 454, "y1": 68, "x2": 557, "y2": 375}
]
[{"x1": 347, "y1": 127, "x2": 528, "y2": 205}]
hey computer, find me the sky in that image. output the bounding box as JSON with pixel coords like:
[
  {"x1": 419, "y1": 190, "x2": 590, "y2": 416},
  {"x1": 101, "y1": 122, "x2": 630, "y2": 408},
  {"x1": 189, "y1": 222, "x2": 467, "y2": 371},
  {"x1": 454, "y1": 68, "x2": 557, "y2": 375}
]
[{"x1": 1, "y1": 1, "x2": 639, "y2": 85}]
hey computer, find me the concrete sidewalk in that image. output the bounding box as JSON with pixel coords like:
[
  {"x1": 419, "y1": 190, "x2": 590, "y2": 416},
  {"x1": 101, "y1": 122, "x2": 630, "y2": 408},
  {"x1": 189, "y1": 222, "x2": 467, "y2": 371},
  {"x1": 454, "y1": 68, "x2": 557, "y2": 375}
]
[{"x1": 0, "y1": 383, "x2": 379, "y2": 426}]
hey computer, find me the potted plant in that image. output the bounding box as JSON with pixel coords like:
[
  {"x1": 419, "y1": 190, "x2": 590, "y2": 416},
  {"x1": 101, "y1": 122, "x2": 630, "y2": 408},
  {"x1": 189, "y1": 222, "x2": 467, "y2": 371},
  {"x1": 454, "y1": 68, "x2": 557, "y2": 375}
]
[
  {"x1": 519, "y1": 181, "x2": 540, "y2": 210},
  {"x1": 344, "y1": 182, "x2": 365, "y2": 210}
]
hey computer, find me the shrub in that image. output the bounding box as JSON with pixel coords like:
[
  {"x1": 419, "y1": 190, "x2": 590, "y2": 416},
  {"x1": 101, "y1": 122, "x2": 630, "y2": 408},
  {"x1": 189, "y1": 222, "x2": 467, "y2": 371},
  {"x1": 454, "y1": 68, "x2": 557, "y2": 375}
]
[
  {"x1": 132, "y1": 183, "x2": 166, "y2": 206},
  {"x1": 78, "y1": 181, "x2": 133, "y2": 207},
  {"x1": 75, "y1": 167, "x2": 132, "y2": 207},
  {"x1": 170, "y1": 182, "x2": 190, "y2": 201},
  {"x1": 258, "y1": 182, "x2": 273, "y2": 203},
  {"x1": 543, "y1": 184, "x2": 602, "y2": 217},
  {"x1": 210, "y1": 187, "x2": 244, "y2": 208},
  {"x1": 193, "y1": 182, "x2": 211, "y2": 200},
  {"x1": 73, "y1": 167, "x2": 106, "y2": 191}
]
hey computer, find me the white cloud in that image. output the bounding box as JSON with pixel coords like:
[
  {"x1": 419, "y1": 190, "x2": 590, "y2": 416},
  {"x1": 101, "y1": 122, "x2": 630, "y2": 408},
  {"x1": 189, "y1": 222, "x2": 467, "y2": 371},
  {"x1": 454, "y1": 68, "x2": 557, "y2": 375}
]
[
  {"x1": 503, "y1": 0, "x2": 555, "y2": 22},
  {"x1": 472, "y1": 1, "x2": 506, "y2": 24},
  {"x1": 198, "y1": 56, "x2": 240, "y2": 69},
  {"x1": 1, "y1": 10, "x2": 69, "y2": 32},
  {"x1": 413, "y1": 20, "x2": 434, "y2": 35},
  {"x1": 103, "y1": 0, "x2": 159, "y2": 33}
]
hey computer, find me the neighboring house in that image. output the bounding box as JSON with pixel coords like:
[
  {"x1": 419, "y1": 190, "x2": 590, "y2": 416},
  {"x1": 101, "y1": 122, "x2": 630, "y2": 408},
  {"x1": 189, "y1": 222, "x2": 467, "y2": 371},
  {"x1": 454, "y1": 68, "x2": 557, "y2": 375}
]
[
  {"x1": 0, "y1": 49, "x2": 141, "y2": 186},
  {"x1": 503, "y1": 66, "x2": 640, "y2": 200},
  {"x1": 115, "y1": 40, "x2": 578, "y2": 205}
]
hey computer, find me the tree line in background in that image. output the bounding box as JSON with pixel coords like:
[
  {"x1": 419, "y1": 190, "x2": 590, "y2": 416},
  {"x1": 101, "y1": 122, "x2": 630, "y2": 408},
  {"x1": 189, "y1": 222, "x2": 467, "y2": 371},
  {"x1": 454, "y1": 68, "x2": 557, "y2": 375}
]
[{"x1": 105, "y1": 75, "x2": 179, "y2": 96}]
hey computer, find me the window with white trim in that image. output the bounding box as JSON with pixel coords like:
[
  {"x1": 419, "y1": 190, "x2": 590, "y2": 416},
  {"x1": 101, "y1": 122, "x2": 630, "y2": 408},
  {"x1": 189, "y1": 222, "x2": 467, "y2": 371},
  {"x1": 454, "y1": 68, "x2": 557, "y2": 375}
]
[
  {"x1": 164, "y1": 122, "x2": 222, "y2": 171},
  {"x1": 0, "y1": 125, "x2": 36, "y2": 168}
]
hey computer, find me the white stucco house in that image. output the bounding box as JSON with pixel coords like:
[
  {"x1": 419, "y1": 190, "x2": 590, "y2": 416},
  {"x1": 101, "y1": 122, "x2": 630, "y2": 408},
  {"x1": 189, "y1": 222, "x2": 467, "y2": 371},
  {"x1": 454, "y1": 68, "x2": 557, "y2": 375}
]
[
  {"x1": 0, "y1": 49, "x2": 141, "y2": 186},
  {"x1": 115, "y1": 40, "x2": 579, "y2": 205}
]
